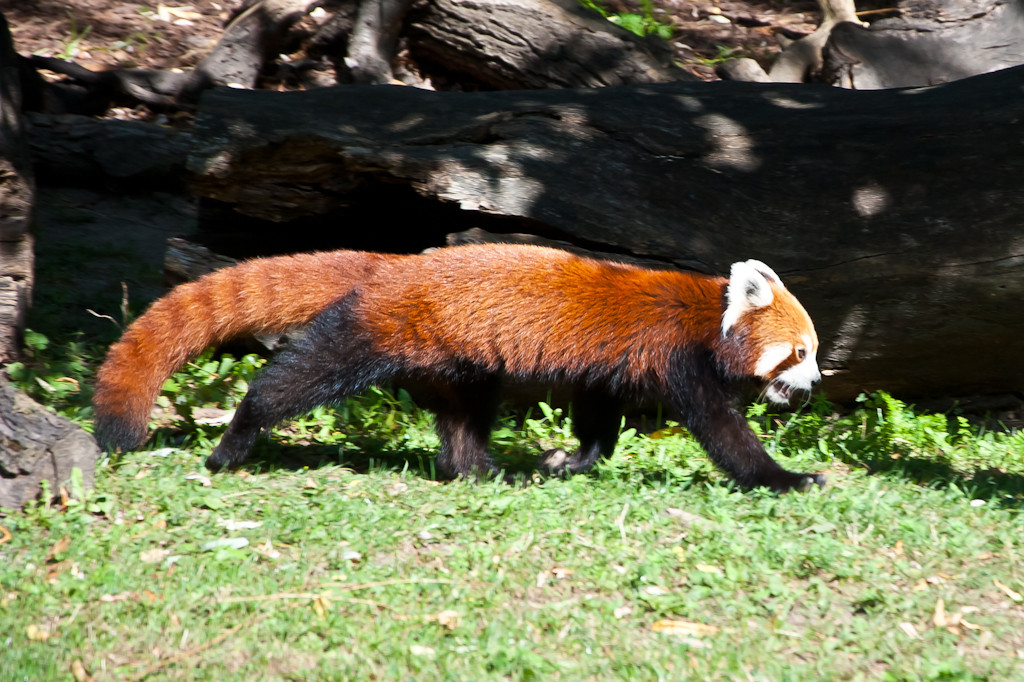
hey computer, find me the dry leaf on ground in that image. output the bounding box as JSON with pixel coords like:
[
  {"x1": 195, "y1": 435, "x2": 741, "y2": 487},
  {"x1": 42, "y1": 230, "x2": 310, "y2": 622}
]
[
  {"x1": 46, "y1": 536, "x2": 71, "y2": 562},
  {"x1": 651, "y1": 619, "x2": 720, "y2": 637}
]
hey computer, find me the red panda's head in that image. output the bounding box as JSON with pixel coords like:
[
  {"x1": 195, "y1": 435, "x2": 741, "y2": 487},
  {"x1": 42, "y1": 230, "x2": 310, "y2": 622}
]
[{"x1": 721, "y1": 260, "x2": 820, "y2": 405}]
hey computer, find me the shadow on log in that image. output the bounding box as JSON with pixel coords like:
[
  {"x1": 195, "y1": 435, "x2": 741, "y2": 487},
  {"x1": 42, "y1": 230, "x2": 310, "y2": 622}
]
[{"x1": 187, "y1": 65, "x2": 1024, "y2": 402}]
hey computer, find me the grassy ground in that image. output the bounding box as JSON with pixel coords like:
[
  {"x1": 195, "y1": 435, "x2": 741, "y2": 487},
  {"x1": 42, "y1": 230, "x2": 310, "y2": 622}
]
[
  {"x1": 3, "y1": 339, "x2": 1024, "y2": 680},
  {"x1": 4, "y1": 220, "x2": 1024, "y2": 679}
]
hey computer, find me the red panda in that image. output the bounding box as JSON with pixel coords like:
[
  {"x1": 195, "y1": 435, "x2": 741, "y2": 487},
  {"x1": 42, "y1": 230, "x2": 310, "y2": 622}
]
[{"x1": 93, "y1": 244, "x2": 824, "y2": 492}]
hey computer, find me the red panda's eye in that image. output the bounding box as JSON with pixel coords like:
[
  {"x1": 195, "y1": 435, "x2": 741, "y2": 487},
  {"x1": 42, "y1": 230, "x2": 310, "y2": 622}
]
[{"x1": 796, "y1": 347, "x2": 807, "y2": 361}]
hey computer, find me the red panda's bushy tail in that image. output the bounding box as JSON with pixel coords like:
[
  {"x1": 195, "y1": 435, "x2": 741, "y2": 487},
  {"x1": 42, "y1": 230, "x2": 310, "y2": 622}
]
[{"x1": 93, "y1": 250, "x2": 385, "y2": 452}]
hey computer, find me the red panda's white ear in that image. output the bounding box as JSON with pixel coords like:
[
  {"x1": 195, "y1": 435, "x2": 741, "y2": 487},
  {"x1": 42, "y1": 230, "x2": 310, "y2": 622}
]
[
  {"x1": 722, "y1": 259, "x2": 777, "y2": 335},
  {"x1": 741, "y1": 260, "x2": 782, "y2": 287}
]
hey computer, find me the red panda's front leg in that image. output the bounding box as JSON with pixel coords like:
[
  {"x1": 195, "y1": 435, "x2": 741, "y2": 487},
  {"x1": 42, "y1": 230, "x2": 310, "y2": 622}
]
[
  {"x1": 668, "y1": 352, "x2": 825, "y2": 492},
  {"x1": 686, "y1": 397, "x2": 825, "y2": 492}
]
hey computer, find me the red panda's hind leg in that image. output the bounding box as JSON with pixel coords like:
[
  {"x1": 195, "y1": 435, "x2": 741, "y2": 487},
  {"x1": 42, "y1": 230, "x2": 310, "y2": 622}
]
[
  {"x1": 206, "y1": 297, "x2": 391, "y2": 470},
  {"x1": 540, "y1": 388, "x2": 622, "y2": 476},
  {"x1": 423, "y1": 376, "x2": 502, "y2": 480}
]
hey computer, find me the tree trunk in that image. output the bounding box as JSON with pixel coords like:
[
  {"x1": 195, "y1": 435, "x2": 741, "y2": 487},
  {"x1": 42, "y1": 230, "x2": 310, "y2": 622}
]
[
  {"x1": 0, "y1": 12, "x2": 34, "y2": 364},
  {"x1": 0, "y1": 375, "x2": 98, "y2": 509},
  {"x1": 766, "y1": 0, "x2": 861, "y2": 83},
  {"x1": 347, "y1": 0, "x2": 417, "y2": 84},
  {"x1": 187, "y1": 66, "x2": 1024, "y2": 402}
]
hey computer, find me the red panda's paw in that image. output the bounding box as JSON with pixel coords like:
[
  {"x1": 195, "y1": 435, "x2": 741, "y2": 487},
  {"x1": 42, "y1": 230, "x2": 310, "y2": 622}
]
[
  {"x1": 777, "y1": 471, "x2": 827, "y2": 493},
  {"x1": 205, "y1": 443, "x2": 250, "y2": 472},
  {"x1": 797, "y1": 472, "x2": 827, "y2": 491},
  {"x1": 539, "y1": 448, "x2": 571, "y2": 473},
  {"x1": 539, "y1": 448, "x2": 600, "y2": 476}
]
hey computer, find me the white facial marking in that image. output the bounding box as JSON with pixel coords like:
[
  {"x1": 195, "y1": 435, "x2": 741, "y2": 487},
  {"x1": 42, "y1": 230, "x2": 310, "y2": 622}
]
[
  {"x1": 722, "y1": 260, "x2": 777, "y2": 335},
  {"x1": 765, "y1": 345, "x2": 821, "y2": 405},
  {"x1": 755, "y1": 342, "x2": 792, "y2": 377}
]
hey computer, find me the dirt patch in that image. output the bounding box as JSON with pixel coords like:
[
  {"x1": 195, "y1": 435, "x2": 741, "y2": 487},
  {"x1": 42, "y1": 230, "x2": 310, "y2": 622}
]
[{"x1": 3, "y1": 0, "x2": 229, "y2": 72}]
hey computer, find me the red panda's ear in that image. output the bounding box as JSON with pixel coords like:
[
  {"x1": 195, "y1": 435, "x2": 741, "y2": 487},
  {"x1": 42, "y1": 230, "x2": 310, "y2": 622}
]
[
  {"x1": 722, "y1": 259, "x2": 777, "y2": 335},
  {"x1": 742, "y1": 260, "x2": 782, "y2": 287}
]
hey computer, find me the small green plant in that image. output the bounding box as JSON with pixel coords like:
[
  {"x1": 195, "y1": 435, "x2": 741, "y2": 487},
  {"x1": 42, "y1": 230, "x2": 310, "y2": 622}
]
[
  {"x1": 109, "y1": 31, "x2": 153, "y2": 56},
  {"x1": 697, "y1": 45, "x2": 745, "y2": 67},
  {"x1": 578, "y1": 0, "x2": 610, "y2": 17},
  {"x1": 156, "y1": 351, "x2": 266, "y2": 438},
  {"x1": 57, "y1": 12, "x2": 92, "y2": 61},
  {"x1": 4, "y1": 330, "x2": 97, "y2": 418},
  {"x1": 523, "y1": 400, "x2": 573, "y2": 442},
  {"x1": 578, "y1": 0, "x2": 675, "y2": 40},
  {"x1": 863, "y1": 392, "x2": 955, "y2": 457}
]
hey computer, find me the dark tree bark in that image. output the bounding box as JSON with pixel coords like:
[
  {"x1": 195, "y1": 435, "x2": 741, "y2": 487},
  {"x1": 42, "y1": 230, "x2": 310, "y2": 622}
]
[
  {"x1": 0, "y1": 12, "x2": 34, "y2": 364},
  {"x1": 404, "y1": 0, "x2": 695, "y2": 88},
  {"x1": 187, "y1": 66, "x2": 1024, "y2": 402},
  {"x1": 0, "y1": 375, "x2": 98, "y2": 509},
  {"x1": 180, "y1": 0, "x2": 317, "y2": 102},
  {"x1": 347, "y1": 0, "x2": 417, "y2": 84},
  {"x1": 822, "y1": 0, "x2": 1024, "y2": 89},
  {"x1": 22, "y1": 56, "x2": 186, "y2": 113},
  {"x1": 164, "y1": 237, "x2": 238, "y2": 288},
  {"x1": 24, "y1": 113, "x2": 192, "y2": 187},
  {"x1": 719, "y1": 0, "x2": 1024, "y2": 87}
]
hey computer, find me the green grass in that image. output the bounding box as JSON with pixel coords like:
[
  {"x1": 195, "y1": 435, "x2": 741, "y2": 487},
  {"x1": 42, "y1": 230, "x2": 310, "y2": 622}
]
[{"x1": 3, "y1": 342, "x2": 1024, "y2": 680}]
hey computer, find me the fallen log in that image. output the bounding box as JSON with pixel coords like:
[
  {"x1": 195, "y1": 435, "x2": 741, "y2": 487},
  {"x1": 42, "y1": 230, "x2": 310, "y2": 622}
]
[
  {"x1": 404, "y1": 0, "x2": 693, "y2": 88},
  {"x1": 179, "y1": 0, "x2": 316, "y2": 102},
  {"x1": 24, "y1": 113, "x2": 192, "y2": 187},
  {"x1": 719, "y1": 0, "x2": 1024, "y2": 88},
  {"x1": 186, "y1": 65, "x2": 1024, "y2": 402}
]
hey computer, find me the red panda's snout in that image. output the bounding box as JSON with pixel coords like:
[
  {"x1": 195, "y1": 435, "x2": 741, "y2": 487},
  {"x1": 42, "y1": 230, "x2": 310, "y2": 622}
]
[
  {"x1": 760, "y1": 339, "x2": 821, "y2": 405},
  {"x1": 721, "y1": 259, "x2": 820, "y2": 405}
]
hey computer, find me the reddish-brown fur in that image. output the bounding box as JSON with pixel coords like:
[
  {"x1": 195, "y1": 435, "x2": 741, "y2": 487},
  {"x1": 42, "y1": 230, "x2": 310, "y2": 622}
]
[
  {"x1": 93, "y1": 251, "x2": 387, "y2": 449},
  {"x1": 94, "y1": 244, "x2": 822, "y2": 491},
  {"x1": 357, "y1": 247, "x2": 730, "y2": 384}
]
